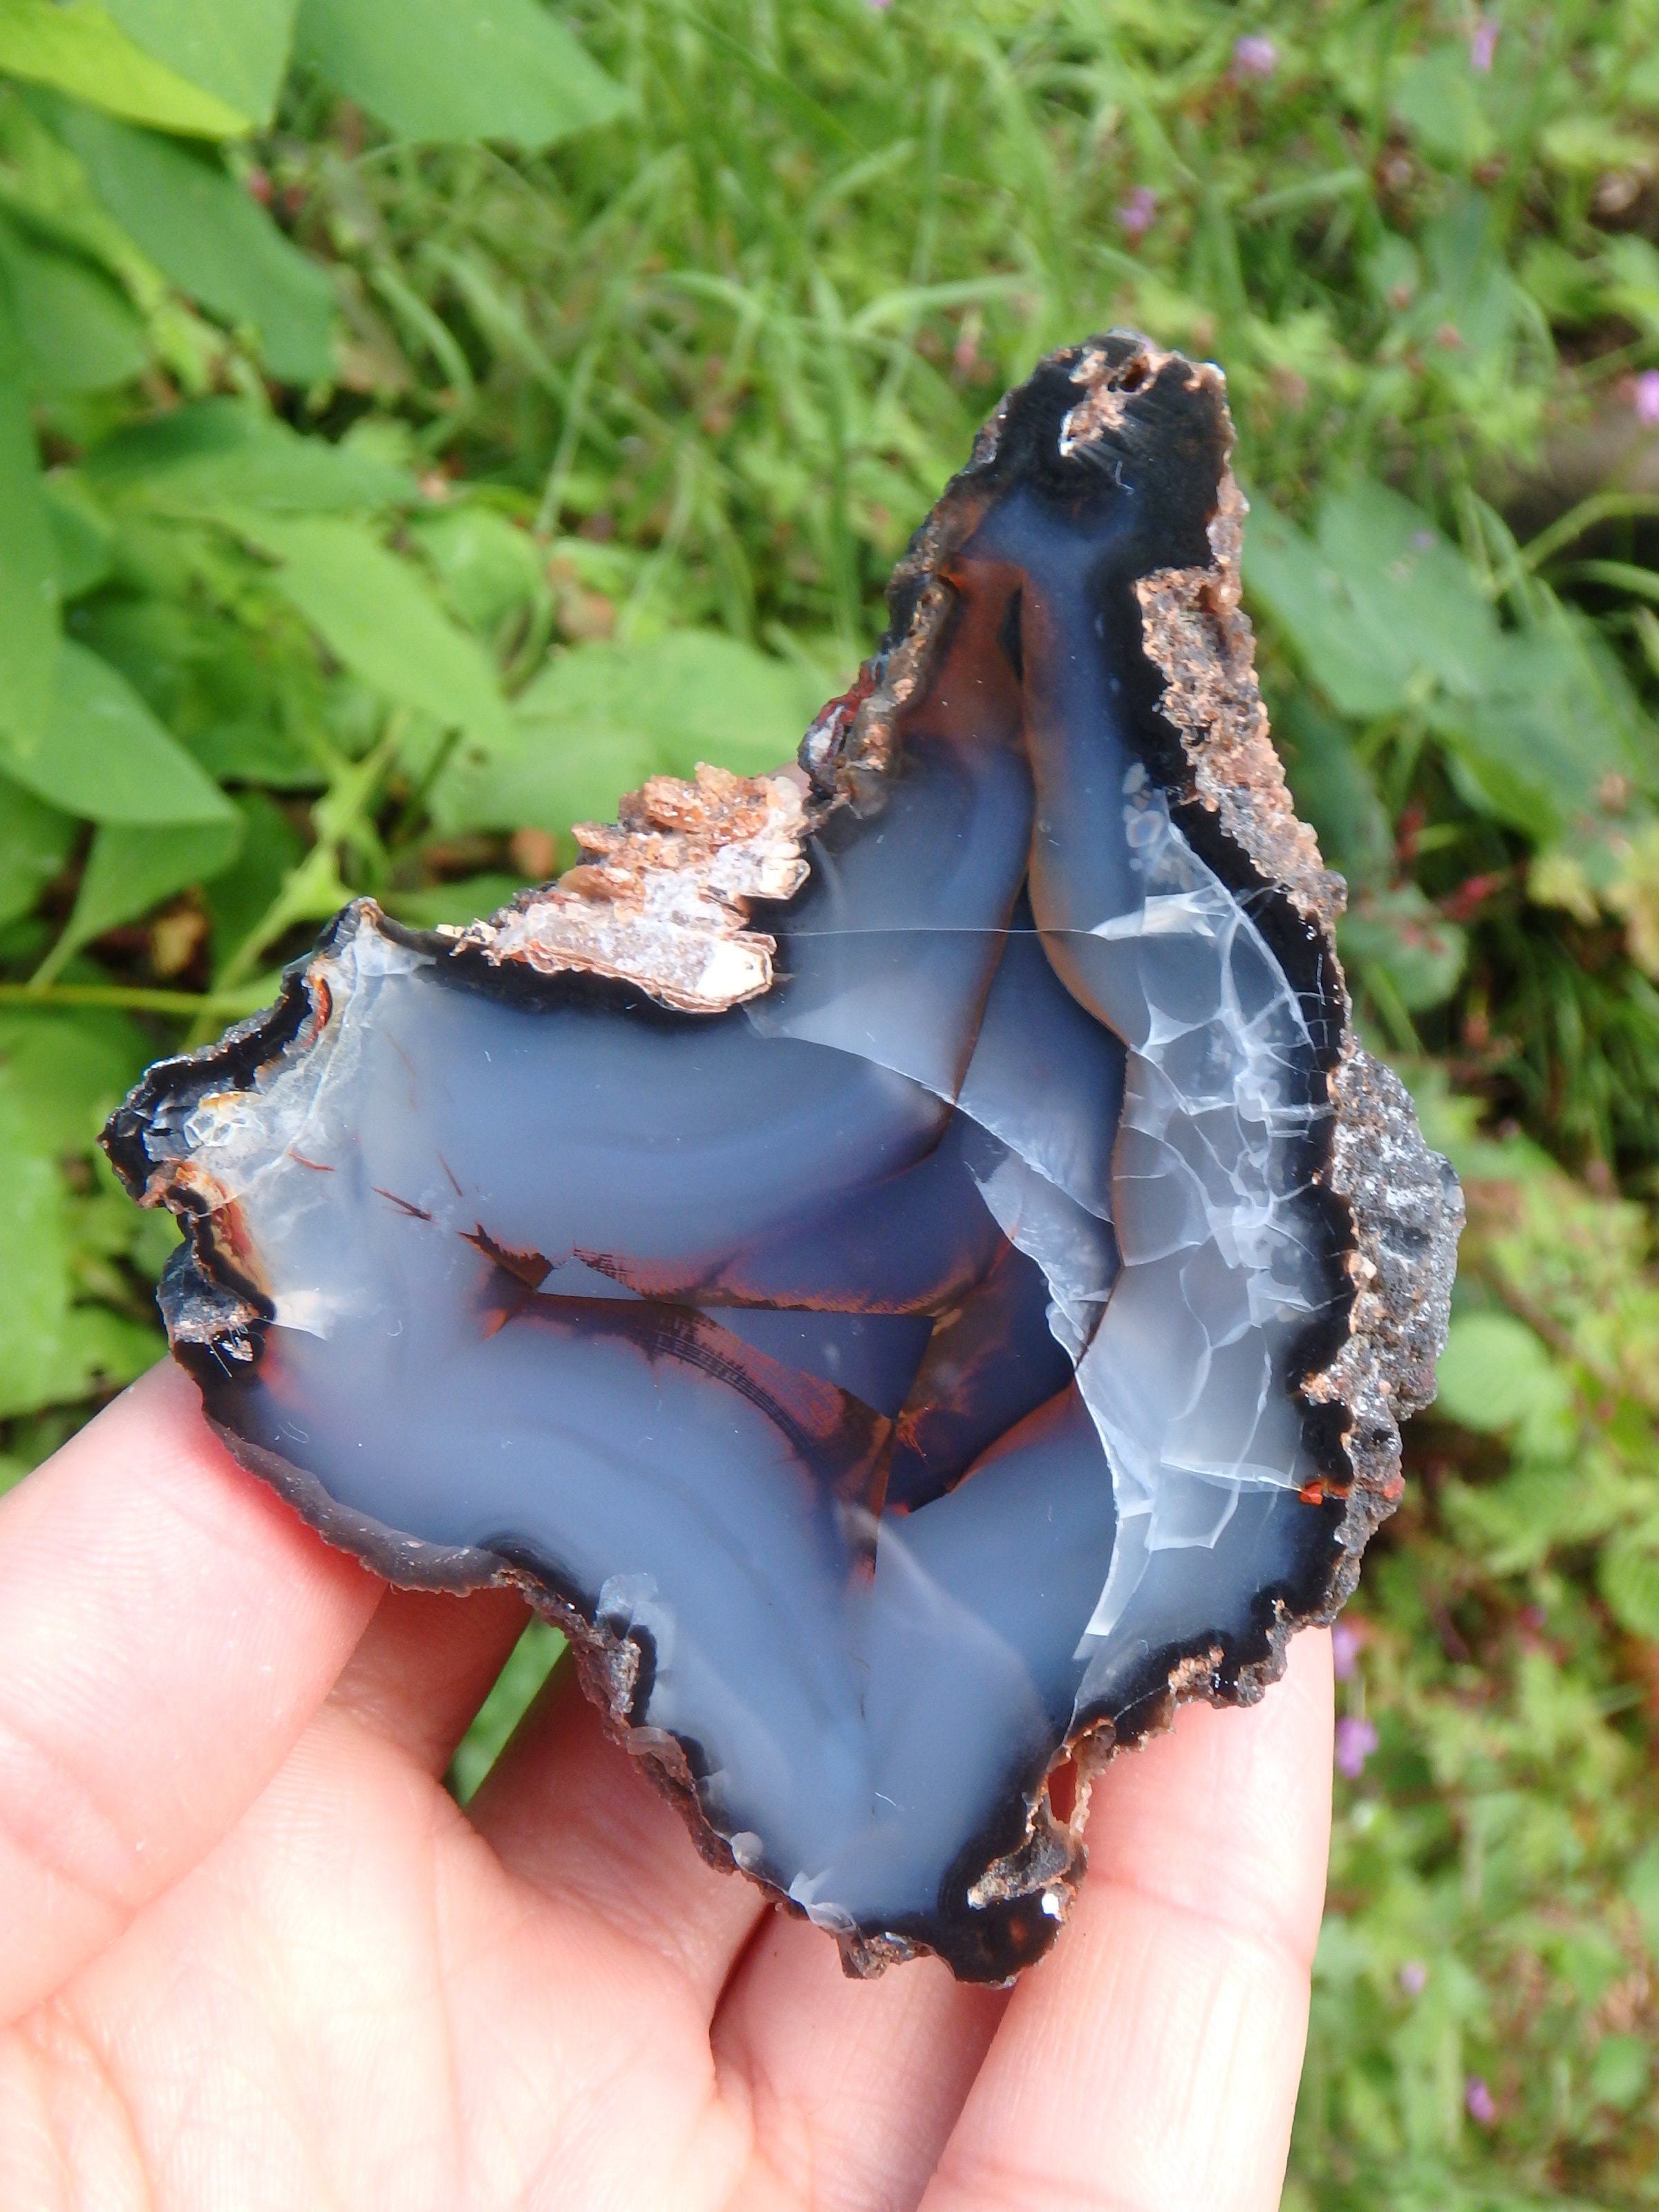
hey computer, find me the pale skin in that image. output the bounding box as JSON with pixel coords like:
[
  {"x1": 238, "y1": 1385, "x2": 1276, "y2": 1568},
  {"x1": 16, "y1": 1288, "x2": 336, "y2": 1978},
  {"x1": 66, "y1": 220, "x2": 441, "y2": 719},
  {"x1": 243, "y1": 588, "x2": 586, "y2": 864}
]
[{"x1": 0, "y1": 1363, "x2": 1333, "y2": 2212}]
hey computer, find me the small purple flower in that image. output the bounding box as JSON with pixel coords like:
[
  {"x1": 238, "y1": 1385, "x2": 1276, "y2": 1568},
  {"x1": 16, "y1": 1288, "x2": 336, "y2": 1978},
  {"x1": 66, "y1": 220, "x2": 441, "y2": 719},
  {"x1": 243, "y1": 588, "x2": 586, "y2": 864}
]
[
  {"x1": 1465, "y1": 2075, "x2": 1497, "y2": 2126},
  {"x1": 1117, "y1": 186, "x2": 1158, "y2": 241},
  {"x1": 1633, "y1": 370, "x2": 1659, "y2": 427},
  {"x1": 863, "y1": 0, "x2": 892, "y2": 12},
  {"x1": 1232, "y1": 35, "x2": 1279, "y2": 82},
  {"x1": 1398, "y1": 1959, "x2": 1428, "y2": 1997},
  {"x1": 1469, "y1": 16, "x2": 1498, "y2": 72},
  {"x1": 1331, "y1": 1620, "x2": 1362, "y2": 1680},
  {"x1": 1334, "y1": 1714, "x2": 1378, "y2": 1779}
]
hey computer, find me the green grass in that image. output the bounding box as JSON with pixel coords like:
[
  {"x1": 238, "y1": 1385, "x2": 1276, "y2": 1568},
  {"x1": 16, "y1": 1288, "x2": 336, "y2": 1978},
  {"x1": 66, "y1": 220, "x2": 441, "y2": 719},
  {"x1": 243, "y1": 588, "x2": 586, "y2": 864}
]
[{"x1": 4, "y1": 1, "x2": 1659, "y2": 2200}]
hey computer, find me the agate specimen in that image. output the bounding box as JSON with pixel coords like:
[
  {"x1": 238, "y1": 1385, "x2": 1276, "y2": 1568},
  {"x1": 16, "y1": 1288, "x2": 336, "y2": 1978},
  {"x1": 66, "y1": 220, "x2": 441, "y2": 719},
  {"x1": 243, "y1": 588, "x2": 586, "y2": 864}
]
[{"x1": 104, "y1": 335, "x2": 1462, "y2": 1983}]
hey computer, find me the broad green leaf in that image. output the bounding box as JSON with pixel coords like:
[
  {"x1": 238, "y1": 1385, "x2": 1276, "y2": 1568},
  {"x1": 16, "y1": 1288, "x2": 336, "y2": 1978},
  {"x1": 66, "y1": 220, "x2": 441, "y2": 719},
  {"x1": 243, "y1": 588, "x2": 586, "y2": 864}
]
[
  {"x1": 1587, "y1": 2035, "x2": 1651, "y2": 2113},
  {"x1": 1246, "y1": 484, "x2": 1504, "y2": 720},
  {"x1": 0, "y1": 334, "x2": 59, "y2": 752},
  {"x1": 0, "y1": 1002, "x2": 147, "y2": 1148},
  {"x1": 0, "y1": 1053, "x2": 156, "y2": 1418},
  {"x1": 1541, "y1": 113, "x2": 1653, "y2": 178},
  {"x1": 433, "y1": 629, "x2": 818, "y2": 834},
  {"x1": 388, "y1": 872, "x2": 525, "y2": 930},
  {"x1": 102, "y1": 0, "x2": 298, "y2": 128},
  {"x1": 0, "y1": 1104, "x2": 81, "y2": 1419},
  {"x1": 60, "y1": 111, "x2": 335, "y2": 382},
  {"x1": 0, "y1": 0, "x2": 248, "y2": 135},
  {"x1": 205, "y1": 789, "x2": 303, "y2": 956},
  {"x1": 1391, "y1": 46, "x2": 1495, "y2": 169},
  {"x1": 1431, "y1": 619, "x2": 1640, "y2": 838},
  {"x1": 294, "y1": 0, "x2": 628, "y2": 149},
  {"x1": 77, "y1": 592, "x2": 328, "y2": 790},
  {"x1": 1436, "y1": 1311, "x2": 1572, "y2": 1435},
  {"x1": 437, "y1": 722, "x2": 659, "y2": 838},
  {"x1": 1600, "y1": 1535, "x2": 1659, "y2": 1643},
  {"x1": 409, "y1": 506, "x2": 547, "y2": 635},
  {"x1": 227, "y1": 512, "x2": 516, "y2": 744},
  {"x1": 1627, "y1": 1840, "x2": 1659, "y2": 1967},
  {"x1": 1339, "y1": 884, "x2": 1468, "y2": 1012},
  {"x1": 58, "y1": 812, "x2": 243, "y2": 954},
  {"x1": 85, "y1": 397, "x2": 415, "y2": 510},
  {"x1": 0, "y1": 214, "x2": 146, "y2": 394},
  {"x1": 1244, "y1": 502, "x2": 1405, "y2": 720},
  {"x1": 1277, "y1": 695, "x2": 1393, "y2": 888},
  {"x1": 44, "y1": 476, "x2": 114, "y2": 597},
  {"x1": 1312, "y1": 484, "x2": 1506, "y2": 700},
  {"x1": 1, "y1": 639, "x2": 234, "y2": 822},
  {"x1": 0, "y1": 769, "x2": 73, "y2": 925}
]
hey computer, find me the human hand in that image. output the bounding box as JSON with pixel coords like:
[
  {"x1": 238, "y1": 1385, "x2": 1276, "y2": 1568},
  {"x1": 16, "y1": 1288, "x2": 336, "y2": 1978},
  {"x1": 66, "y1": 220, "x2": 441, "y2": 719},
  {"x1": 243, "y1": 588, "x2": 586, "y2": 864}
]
[{"x1": 0, "y1": 1363, "x2": 1332, "y2": 2211}]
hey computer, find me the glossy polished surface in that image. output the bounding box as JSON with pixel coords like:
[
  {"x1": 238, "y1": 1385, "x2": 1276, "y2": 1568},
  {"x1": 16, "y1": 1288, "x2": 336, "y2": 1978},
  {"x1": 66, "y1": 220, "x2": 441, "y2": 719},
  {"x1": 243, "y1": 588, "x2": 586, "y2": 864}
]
[{"x1": 106, "y1": 339, "x2": 1454, "y2": 1982}]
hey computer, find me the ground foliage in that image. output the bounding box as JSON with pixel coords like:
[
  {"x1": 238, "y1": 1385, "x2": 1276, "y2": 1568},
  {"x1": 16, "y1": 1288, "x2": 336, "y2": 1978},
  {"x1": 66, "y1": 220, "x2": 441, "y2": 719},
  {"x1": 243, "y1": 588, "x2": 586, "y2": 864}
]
[{"x1": 1, "y1": 0, "x2": 1658, "y2": 2201}]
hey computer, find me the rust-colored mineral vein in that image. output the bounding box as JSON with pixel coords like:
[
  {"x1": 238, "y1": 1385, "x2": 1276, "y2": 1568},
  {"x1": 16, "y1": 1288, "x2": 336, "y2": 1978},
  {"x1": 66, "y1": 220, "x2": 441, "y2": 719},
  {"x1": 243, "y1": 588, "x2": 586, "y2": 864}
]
[{"x1": 453, "y1": 762, "x2": 814, "y2": 1013}]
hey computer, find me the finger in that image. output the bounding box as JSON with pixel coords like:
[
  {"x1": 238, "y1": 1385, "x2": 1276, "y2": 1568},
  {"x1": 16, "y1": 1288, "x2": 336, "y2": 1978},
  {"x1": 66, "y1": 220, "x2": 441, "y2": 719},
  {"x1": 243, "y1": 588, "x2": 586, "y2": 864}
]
[
  {"x1": 326, "y1": 1584, "x2": 531, "y2": 1774},
  {"x1": 924, "y1": 1629, "x2": 1333, "y2": 2212},
  {"x1": 470, "y1": 1658, "x2": 768, "y2": 2005},
  {"x1": 715, "y1": 1915, "x2": 1007, "y2": 2212},
  {"x1": 0, "y1": 1363, "x2": 381, "y2": 2025}
]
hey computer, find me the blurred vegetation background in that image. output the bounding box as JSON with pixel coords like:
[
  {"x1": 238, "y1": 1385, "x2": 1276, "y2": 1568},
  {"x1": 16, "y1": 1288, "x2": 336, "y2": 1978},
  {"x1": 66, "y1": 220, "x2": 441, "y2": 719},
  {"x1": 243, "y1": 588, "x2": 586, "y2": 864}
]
[{"x1": 1, "y1": 0, "x2": 1657, "y2": 2200}]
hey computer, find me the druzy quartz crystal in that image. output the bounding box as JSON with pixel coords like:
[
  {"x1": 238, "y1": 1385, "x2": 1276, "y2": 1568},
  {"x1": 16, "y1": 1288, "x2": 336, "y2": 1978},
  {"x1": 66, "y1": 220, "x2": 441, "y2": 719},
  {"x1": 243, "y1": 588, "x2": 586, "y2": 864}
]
[{"x1": 104, "y1": 335, "x2": 1462, "y2": 1983}]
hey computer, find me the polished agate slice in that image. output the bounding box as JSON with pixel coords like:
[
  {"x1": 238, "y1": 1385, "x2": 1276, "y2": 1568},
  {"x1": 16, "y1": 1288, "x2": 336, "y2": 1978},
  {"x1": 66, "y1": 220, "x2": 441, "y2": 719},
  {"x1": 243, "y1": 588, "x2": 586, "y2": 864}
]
[{"x1": 104, "y1": 335, "x2": 1462, "y2": 1983}]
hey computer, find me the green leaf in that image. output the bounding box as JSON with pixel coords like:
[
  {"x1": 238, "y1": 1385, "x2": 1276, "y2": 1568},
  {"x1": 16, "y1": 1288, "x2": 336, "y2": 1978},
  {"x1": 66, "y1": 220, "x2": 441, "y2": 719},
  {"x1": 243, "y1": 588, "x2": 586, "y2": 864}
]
[
  {"x1": 1429, "y1": 619, "x2": 1640, "y2": 839},
  {"x1": 57, "y1": 812, "x2": 243, "y2": 954},
  {"x1": 0, "y1": 769, "x2": 73, "y2": 926},
  {"x1": 204, "y1": 789, "x2": 303, "y2": 955},
  {"x1": 1600, "y1": 1535, "x2": 1659, "y2": 1642},
  {"x1": 60, "y1": 111, "x2": 335, "y2": 382},
  {"x1": 449, "y1": 1616, "x2": 565, "y2": 1801},
  {"x1": 44, "y1": 476, "x2": 114, "y2": 598},
  {"x1": 0, "y1": 312, "x2": 60, "y2": 753},
  {"x1": 1244, "y1": 502, "x2": 1405, "y2": 721},
  {"x1": 1, "y1": 639, "x2": 234, "y2": 822},
  {"x1": 1391, "y1": 46, "x2": 1495, "y2": 170},
  {"x1": 409, "y1": 505, "x2": 547, "y2": 635},
  {"x1": 0, "y1": 1105, "x2": 82, "y2": 1418},
  {"x1": 388, "y1": 870, "x2": 526, "y2": 930},
  {"x1": 1277, "y1": 695, "x2": 1394, "y2": 888},
  {"x1": 76, "y1": 592, "x2": 327, "y2": 790},
  {"x1": 1435, "y1": 1311, "x2": 1573, "y2": 1435},
  {"x1": 85, "y1": 397, "x2": 416, "y2": 511},
  {"x1": 0, "y1": 214, "x2": 147, "y2": 395},
  {"x1": 433, "y1": 629, "x2": 818, "y2": 834},
  {"x1": 0, "y1": 1002, "x2": 147, "y2": 1149},
  {"x1": 226, "y1": 512, "x2": 516, "y2": 744},
  {"x1": 102, "y1": 0, "x2": 298, "y2": 129},
  {"x1": 0, "y1": 1033, "x2": 157, "y2": 1419},
  {"x1": 1626, "y1": 1839, "x2": 1659, "y2": 1967},
  {"x1": 0, "y1": 0, "x2": 250, "y2": 136},
  {"x1": 1339, "y1": 883, "x2": 1468, "y2": 1012},
  {"x1": 293, "y1": 0, "x2": 628, "y2": 149},
  {"x1": 1246, "y1": 484, "x2": 1504, "y2": 720},
  {"x1": 1588, "y1": 2034, "x2": 1651, "y2": 2112}
]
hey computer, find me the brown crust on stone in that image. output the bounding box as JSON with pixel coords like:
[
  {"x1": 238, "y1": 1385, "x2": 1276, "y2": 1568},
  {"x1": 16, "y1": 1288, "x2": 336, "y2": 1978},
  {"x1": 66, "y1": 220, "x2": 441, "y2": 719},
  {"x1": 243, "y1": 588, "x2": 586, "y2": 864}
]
[
  {"x1": 1058, "y1": 335, "x2": 1183, "y2": 452},
  {"x1": 1136, "y1": 455, "x2": 1345, "y2": 936},
  {"x1": 453, "y1": 762, "x2": 814, "y2": 1013}
]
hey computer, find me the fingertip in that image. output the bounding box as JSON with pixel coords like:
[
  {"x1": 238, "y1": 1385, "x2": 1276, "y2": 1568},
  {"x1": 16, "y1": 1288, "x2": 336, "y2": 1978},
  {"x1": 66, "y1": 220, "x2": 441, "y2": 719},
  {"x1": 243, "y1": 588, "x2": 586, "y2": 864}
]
[{"x1": 0, "y1": 1358, "x2": 382, "y2": 2022}]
